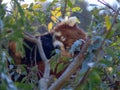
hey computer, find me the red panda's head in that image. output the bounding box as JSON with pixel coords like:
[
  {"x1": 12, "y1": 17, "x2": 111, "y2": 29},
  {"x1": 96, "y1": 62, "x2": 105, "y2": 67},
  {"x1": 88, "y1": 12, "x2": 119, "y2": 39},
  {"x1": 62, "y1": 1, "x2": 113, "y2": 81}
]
[{"x1": 53, "y1": 17, "x2": 87, "y2": 51}]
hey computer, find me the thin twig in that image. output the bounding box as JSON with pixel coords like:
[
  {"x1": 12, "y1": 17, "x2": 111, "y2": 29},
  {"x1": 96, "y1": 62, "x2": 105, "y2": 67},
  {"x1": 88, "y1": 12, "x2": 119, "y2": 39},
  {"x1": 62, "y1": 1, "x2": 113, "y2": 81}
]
[
  {"x1": 98, "y1": 0, "x2": 120, "y2": 14},
  {"x1": 103, "y1": 68, "x2": 113, "y2": 83},
  {"x1": 62, "y1": 0, "x2": 68, "y2": 18}
]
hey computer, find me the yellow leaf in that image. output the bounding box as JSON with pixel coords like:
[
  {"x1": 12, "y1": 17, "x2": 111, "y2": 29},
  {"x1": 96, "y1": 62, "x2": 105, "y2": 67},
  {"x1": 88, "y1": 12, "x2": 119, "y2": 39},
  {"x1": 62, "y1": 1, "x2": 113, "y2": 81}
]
[
  {"x1": 48, "y1": 22, "x2": 53, "y2": 31},
  {"x1": 21, "y1": 4, "x2": 28, "y2": 9},
  {"x1": 51, "y1": 16, "x2": 57, "y2": 23},
  {"x1": 72, "y1": 7, "x2": 81, "y2": 12},
  {"x1": 54, "y1": 10, "x2": 58, "y2": 14},
  {"x1": 105, "y1": 15, "x2": 111, "y2": 30},
  {"x1": 77, "y1": 18, "x2": 80, "y2": 23},
  {"x1": 51, "y1": 11, "x2": 55, "y2": 16},
  {"x1": 39, "y1": 0, "x2": 46, "y2": 2},
  {"x1": 55, "y1": 7, "x2": 61, "y2": 11},
  {"x1": 56, "y1": 11, "x2": 62, "y2": 18},
  {"x1": 66, "y1": 12, "x2": 71, "y2": 16},
  {"x1": 32, "y1": 4, "x2": 42, "y2": 10}
]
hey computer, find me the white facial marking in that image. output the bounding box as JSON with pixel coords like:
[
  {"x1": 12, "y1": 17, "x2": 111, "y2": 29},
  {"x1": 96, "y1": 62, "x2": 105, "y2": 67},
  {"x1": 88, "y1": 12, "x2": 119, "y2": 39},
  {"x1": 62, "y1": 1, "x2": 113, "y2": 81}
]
[
  {"x1": 53, "y1": 40, "x2": 64, "y2": 48},
  {"x1": 61, "y1": 16, "x2": 77, "y2": 27},
  {"x1": 66, "y1": 46, "x2": 69, "y2": 49},
  {"x1": 67, "y1": 16, "x2": 77, "y2": 26},
  {"x1": 60, "y1": 36, "x2": 66, "y2": 41},
  {"x1": 54, "y1": 31, "x2": 61, "y2": 36}
]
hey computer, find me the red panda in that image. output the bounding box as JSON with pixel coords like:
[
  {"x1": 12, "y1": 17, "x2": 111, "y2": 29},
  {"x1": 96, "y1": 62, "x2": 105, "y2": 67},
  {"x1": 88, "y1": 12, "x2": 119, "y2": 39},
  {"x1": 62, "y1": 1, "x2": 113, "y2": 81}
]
[{"x1": 8, "y1": 16, "x2": 87, "y2": 81}]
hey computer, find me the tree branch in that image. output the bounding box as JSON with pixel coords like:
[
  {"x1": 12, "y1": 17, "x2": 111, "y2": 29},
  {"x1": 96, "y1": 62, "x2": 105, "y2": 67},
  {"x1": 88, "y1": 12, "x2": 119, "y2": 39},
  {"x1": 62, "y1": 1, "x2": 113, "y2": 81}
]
[
  {"x1": 48, "y1": 38, "x2": 91, "y2": 90},
  {"x1": 74, "y1": 5, "x2": 119, "y2": 90},
  {"x1": 98, "y1": 0, "x2": 120, "y2": 14},
  {"x1": 24, "y1": 33, "x2": 50, "y2": 90},
  {"x1": 62, "y1": 0, "x2": 68, "y2": 18}
]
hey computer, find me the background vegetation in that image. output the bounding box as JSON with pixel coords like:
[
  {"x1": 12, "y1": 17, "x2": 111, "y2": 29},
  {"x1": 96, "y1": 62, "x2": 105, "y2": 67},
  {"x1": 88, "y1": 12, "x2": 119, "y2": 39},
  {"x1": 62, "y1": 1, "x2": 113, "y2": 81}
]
[{"x1": 0, "y1": 0, "x2": 120, "y2": 90}]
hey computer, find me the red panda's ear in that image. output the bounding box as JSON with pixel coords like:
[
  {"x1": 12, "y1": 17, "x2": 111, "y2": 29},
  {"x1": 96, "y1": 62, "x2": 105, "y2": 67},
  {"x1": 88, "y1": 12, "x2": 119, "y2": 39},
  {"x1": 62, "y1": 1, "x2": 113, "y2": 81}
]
[{"x1": 61, "y1": 16, "x2": 77, "y2": 27}]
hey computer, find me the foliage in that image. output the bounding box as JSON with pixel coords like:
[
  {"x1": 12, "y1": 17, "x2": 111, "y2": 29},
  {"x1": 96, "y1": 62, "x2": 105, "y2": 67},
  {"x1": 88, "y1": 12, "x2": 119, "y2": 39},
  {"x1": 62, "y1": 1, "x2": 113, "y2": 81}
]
[{"x1": 0, "y1": 0, "x2": 120, "y2": 90}]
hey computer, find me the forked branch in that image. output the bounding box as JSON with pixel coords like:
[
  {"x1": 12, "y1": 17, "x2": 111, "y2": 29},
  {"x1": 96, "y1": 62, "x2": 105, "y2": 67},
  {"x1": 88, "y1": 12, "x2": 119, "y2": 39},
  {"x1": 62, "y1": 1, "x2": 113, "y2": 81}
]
[{"x1": 48, "y1": 38, "x2": 91, "y2": 90}]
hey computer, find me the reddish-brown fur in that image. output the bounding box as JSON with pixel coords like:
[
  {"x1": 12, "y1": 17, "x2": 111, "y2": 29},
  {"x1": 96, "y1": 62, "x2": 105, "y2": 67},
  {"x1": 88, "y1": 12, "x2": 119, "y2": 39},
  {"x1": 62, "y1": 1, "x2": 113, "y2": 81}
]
[
  {"x1": 8, "y1": 41, "x2": 22, "y2": 65},
  {"x1": 53, "y1": 23, "x2": 86, "y2": 49}
]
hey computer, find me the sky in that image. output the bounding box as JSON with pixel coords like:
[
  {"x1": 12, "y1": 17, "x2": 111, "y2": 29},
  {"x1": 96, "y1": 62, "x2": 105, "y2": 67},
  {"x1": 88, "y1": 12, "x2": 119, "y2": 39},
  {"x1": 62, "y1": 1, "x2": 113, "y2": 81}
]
[
  {"x1": 86, "y1": 0, "x2": 117, "y2": 5},
  {"x1": 2, "y1": 0, "x2": 119, "y2": 10},
  {"x1": 2, "y1": 0, "x2": 51, "y2": 10},
  {"x1": 2, "y1": 0, "x2": 118, "y2": 5}
]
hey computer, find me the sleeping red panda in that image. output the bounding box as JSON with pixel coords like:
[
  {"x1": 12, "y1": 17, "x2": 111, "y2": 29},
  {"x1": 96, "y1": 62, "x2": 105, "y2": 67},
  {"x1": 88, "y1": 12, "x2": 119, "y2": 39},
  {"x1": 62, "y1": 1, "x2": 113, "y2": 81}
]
[{"x1": 8, "y1": 16, "x2": 87, "y2": 81}]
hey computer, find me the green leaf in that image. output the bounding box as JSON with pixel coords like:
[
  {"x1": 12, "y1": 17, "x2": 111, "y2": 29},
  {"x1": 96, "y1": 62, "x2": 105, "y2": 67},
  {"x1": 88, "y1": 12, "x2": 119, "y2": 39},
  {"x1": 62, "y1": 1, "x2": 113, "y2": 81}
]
[
  {"x1": 13, "y1": 0, "x2": 25, "y2": 18},
  {"x1": 50, "y1": 54, "x2": 60, "y2": 71},
  {"x1": 56, "y1": 63, "x2": 64, "y2": 74},
  {"x1": 106, "y1": 29, "x2": 115, "y2": 39},
  {"x1": 67, "y1": 0, "x2": 73, "y2": 8},
  {"x1": 15, "y1": 82, "x2": 33, "y2": 90}
]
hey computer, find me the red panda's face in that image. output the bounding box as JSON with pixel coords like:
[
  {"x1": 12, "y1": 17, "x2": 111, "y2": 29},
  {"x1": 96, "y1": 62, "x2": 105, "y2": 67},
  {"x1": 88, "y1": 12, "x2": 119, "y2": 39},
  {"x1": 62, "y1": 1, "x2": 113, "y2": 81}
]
[{"x1": 53, "y1": 23, "x2": 86, "y2": 51}]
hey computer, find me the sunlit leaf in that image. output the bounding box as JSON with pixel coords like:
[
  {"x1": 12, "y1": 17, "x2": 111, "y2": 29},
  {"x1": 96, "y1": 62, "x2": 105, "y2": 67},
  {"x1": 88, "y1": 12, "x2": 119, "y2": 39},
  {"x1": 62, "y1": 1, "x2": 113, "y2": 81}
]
[
  {"x1": 48, "y1": 22, "x2": 53, "y2": 31},
  {"x1": 54, "y1": 10, "x2": 58, "y2": 14},
  {"x1": 51, "y1": 10, "x2": 55, "y2": 16},
  {"x1": 66, "y1": 11, "x2": 71, "y2": 16},
  {"x1": 21, "y1": 4, "x2": 28, "y2": 9},
  {"x1": 56, "y1": 11, "x2": 62, "y2": 18},
  {"x1": 55, "y1": 7, "x2": 61, "y2": 11},
  {"x1": 77, "y1": 18, "x2": 80, "y2": 23},
  {"x1": 32, "y1": 4, "x2": 42, "y2": 10},
  {"x1": 72, "y1": 7, "x2": 81, "y2": 12},
  {"x1": 105, "y1": 15, "x2": 111, "y2": 30},
  {"x1": 39, "y1": 0, "x2": 46, "y2": 2},
  {"x1": 51, "y1": 16, "x2": 57, "y2": 22}
]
